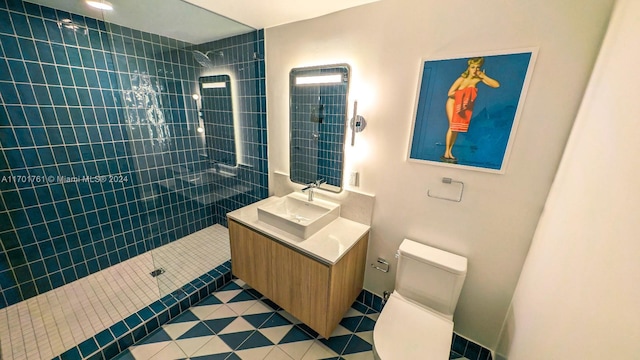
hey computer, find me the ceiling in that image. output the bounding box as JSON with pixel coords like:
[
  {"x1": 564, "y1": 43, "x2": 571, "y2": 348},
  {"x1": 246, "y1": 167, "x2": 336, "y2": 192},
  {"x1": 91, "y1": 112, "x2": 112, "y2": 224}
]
[
  {"x1": 183, "y1": 0, "x2": 380, "y2": 30},
  {"x1": 28, "y1": 0, "x2": 379, "y2": 44}
]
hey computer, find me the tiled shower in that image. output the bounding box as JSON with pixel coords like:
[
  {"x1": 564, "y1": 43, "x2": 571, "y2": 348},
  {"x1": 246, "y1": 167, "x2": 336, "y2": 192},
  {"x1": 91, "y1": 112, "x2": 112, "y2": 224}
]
[{"x1": 0, "y1": 0, "x2": 267, "y2": 358}]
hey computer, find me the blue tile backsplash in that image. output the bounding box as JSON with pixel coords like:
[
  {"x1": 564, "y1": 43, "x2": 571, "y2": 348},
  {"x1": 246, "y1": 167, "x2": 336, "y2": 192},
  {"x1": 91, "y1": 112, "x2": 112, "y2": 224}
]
[{"x1": 0, "y1": 0, "x2": 268, "y2": 309}]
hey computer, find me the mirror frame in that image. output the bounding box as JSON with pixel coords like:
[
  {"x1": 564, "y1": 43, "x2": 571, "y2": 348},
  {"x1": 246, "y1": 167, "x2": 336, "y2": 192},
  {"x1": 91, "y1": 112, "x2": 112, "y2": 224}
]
[
  {"x1": 198, "y1": 74, "x2": 237, "y2": 167},
  {"x1": 289, "y1": 64, "x2": 350, "y2": 193}
]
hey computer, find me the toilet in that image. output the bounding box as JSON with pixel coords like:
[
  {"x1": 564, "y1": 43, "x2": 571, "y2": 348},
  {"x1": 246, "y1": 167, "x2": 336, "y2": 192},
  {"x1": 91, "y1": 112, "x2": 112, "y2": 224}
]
[{"x1": 373, "y1": 238, "x2": 467, "y2": 359}]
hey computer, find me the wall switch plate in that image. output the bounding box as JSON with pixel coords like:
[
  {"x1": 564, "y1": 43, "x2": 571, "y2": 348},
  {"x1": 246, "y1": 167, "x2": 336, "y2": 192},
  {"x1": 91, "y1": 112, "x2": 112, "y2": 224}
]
[{"x1": 348, "y1": 171, "x2": 359, "y2": 186}]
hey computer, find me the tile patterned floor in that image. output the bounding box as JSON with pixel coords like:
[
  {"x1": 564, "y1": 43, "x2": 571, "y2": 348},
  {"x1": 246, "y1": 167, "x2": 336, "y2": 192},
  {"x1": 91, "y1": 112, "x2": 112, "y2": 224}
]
[{"x1": 115, "y1": 279, "x2": 470, "y2": 360}]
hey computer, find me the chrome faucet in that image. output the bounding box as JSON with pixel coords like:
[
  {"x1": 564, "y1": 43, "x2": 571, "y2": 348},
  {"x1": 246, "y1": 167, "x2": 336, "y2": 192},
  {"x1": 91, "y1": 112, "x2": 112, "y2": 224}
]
[{"x1": 301, "y1": 179, "x2": 326, "y2": 201}]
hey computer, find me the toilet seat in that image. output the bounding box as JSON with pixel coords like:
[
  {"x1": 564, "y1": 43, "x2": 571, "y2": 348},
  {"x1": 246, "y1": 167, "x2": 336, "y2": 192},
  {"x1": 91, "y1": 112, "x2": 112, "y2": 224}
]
[{"x1": 373, "y1": 292, "x2": 453, "y2": 360}]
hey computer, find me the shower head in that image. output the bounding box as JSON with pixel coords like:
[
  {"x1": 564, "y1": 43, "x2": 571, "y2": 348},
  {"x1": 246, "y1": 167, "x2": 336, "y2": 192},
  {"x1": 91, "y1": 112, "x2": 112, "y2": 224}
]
[
  {"x1": 193, "y1": 50, "x2": 214, "y2": 68},
  {"x1": 193, "y1": 50, "x2": 225, "y2": 68}
]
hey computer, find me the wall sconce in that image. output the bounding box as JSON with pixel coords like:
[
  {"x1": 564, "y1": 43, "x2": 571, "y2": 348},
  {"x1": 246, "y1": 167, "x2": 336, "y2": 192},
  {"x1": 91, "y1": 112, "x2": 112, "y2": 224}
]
[
  {"x1": 192, "y1": 94, "x2": 204, "y2": 133},
  {"x1": 350, "y1": 100, "x2": 367, "y2": 146}
]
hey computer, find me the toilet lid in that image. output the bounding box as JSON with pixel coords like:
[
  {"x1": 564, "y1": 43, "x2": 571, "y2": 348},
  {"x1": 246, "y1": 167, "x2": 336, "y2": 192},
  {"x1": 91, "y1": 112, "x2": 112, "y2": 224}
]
[{"x1": 374, "y1": 292, "x2": 453, "y2": 359}]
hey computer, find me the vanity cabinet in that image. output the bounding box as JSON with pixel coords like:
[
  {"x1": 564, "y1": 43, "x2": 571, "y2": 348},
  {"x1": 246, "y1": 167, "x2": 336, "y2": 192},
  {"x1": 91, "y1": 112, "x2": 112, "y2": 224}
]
[{"x1": 228, "y1": 219, "x2": 369, "y2": 338}]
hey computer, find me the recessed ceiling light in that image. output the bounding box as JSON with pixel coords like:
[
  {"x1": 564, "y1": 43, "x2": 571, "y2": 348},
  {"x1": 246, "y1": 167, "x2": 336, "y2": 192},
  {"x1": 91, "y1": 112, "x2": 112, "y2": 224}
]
[{"x1": 86, "y1": 0, "x2": 113, "y2": 11}]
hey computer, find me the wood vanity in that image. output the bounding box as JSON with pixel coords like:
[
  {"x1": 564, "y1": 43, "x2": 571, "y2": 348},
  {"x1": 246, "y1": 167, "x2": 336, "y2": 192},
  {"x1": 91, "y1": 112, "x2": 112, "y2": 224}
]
[{"x1": 227, "y1": 197, "x2": 370, "y2": 338}]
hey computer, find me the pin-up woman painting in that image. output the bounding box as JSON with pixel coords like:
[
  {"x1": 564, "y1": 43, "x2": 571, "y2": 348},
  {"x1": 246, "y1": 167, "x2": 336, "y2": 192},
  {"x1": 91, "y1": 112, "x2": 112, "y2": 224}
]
[
  {"x1": 442, "y1": 57, "x2": 500, "y2": 163},
  {"x1": 409, "y1": 50, "x2": 535, "y2": 172}
]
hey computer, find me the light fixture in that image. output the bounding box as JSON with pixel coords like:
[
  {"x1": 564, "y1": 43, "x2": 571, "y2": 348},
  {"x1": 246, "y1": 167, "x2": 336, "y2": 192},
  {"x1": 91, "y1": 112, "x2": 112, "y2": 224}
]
[
  {"x1": 202, "y1": 82, "x2": 226, "y2": 89},
  {"x1": 295, "y1": 74, "x2": 343, "y2": 85},
  {"x1": 86, "y1": 0, "x2": 113, "y2": 11},
  {"x1": 192, "y1": 94, "x2": 200, "y2": 101},
  {"x1": 350, "y1": 100, "x2": 367, "y2": 146}
]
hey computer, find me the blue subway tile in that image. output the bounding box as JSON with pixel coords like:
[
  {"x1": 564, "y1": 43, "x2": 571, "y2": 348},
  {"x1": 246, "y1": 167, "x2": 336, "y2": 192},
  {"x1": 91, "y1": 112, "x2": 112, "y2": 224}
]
[
  {"x1": 110, "y1": 321, "x2": 128, "y2": 338},
  {"x1": 33, "y1": 85, "x2": 52, "y2": 105},
  {"x1": 35, "y1": 41, "x2": 56, "y2": 64},
  {"x1": 0, "y1": 128, "x2": 18, "y2": 148},
  {"x1": 78, "y1": 337, "x2": 99, "y2": 357},
  {"x1": 117, "y1": 333, "x2": 135, "y2": 353},
  {"x1": 0, "y1": 34, "x2": 20, "y2": 59},
  {"x1": 57, "y1": 69, "x2": 74, "y2": 88},
  {"x1": 49, "y1": 86, "x2": 66, "y2": 105},
  {"x1": 138, "y1": 306, "x2": 154, "y2": 321},
  {"x1": 124, "y1": 313, "x2": 142, "y2": 329},
  {"x1": 59, "y1": 346, "x2": 82, "y2": 360},
  {"x1": 29, "y1": 16, "x2": 48, "y2": 41},
  {"x1": 7, "y1": 60, "x2": 29, "y2": 82},
  {"x1": 0, "y1": 10, "x2": 12, "y2": 34},
  {"x1": 464, "y1": 341, "x2": 483, "y2": 360},
  {"x1": 15, "y1": 83, "x2": 37, "y2": 104},
  {"x1": 76, "y1": 32, "x2": 89, "y2": 49},
  {"x1": 9, "y1": 12, "x2": 32, "y2": 38},
  {"x1": 0, "y1": 82, "x2": 20, "y2": 104},
  {"x1": 452, "y1": 333, "x2": 468, "y2": 355},
  {"x1": 17, "y1": 38, "x2": 39, "y2": 61},
  {"x1": 0, "y1": 60, "x2": 11, "y2": 81},
  {"x1": 41, "y1": 64, "x2": 60, "y2": 84},
  {"x1": 42, "y1": 19, "x2": 62, "y2": 44},
  {"x1": 51, "y1": 44, "x2": 69, "y2": 65}
]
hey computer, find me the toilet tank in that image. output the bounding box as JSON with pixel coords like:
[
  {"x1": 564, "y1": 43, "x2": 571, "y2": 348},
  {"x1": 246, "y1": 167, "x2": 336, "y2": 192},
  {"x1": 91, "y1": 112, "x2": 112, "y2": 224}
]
[{"x1": 396, "y1": 239, "x2": 467, "y2": 318}]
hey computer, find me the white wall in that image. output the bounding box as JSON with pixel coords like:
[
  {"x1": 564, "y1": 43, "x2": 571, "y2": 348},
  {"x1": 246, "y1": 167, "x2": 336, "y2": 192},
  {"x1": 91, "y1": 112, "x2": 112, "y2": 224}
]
[
  {"x1": 264, "y1": 0, "x2": 614, "y2": 349},
  {"x1": 496, "y1": 0, "x2": 640, "y2": 357}
]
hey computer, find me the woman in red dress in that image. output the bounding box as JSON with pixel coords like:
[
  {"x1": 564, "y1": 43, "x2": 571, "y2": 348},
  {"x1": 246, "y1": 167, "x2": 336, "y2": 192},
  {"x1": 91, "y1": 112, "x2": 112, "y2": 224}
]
[{"x1": 442, "y1": 57, "x2": 500, "y2": 163}]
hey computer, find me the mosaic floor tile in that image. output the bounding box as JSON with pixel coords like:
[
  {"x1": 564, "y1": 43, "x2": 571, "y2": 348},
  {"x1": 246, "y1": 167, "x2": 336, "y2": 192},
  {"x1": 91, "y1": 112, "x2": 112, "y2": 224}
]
[
  {"x1": 178, "y1": 322, "x2": 215, "y2": 339},
  {"x1": 190, "y1": 337, "x2": 233, "y2": 357},
  {"x1": 203, "y1": 317, "x2": 236, "y2": 333},
  {"x1": 218, "y1": 330, "x2": 255, "y2": 349},
  {"x1": 260, "y1": 325, "x2": 294, "y2": 344},
  {"x1": 279, "y1": 325, "x2": 316, "y2": 344}
]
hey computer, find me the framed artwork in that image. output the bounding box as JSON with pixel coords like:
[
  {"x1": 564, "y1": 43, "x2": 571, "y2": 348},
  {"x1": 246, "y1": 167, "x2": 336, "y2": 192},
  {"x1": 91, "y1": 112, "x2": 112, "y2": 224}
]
[{"x1": 407, "y1": 48, "x2": 537, "y2": 173}]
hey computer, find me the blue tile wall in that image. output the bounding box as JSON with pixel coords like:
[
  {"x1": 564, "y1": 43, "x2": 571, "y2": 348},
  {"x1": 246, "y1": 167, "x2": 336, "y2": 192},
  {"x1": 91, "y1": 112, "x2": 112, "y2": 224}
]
[
  {"x1": 191, "y1": 31, "x2": 268, "y2": 227},
  {"x1": 0, "y1": 0, "x2": 268, "y2": 309}
]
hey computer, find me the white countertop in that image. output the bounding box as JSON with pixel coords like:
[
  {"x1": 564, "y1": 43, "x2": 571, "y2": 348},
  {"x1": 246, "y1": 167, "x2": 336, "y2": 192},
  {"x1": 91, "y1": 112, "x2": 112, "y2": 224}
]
[{"x1": 227, "y1": 195, "x2": 371, "y2": 265}]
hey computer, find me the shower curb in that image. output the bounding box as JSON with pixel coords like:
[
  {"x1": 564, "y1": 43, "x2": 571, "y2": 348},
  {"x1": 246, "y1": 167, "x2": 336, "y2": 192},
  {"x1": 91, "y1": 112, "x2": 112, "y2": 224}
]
[{"x1": 52, "y1": 261, "x2": 233, "y2": 360}]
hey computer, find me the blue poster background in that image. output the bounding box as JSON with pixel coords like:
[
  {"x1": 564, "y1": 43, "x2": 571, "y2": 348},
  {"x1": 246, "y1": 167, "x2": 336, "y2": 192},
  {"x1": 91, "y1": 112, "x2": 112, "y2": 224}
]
[{"x1": 409, "y1": 52, "x2": 532, "y2": 170}]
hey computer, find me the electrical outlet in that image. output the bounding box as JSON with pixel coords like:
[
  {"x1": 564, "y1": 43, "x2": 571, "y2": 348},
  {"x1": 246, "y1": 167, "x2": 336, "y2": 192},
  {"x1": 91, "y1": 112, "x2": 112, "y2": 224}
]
[{"x1": 348, "y1": 171, "x2": 359, "y2": 186}]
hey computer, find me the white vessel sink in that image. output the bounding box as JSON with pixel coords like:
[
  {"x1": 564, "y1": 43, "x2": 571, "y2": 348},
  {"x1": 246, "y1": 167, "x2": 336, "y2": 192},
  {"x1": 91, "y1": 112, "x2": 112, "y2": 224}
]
[{"x1": 257, "y1": 193, "x2": 340, "y2": 239}]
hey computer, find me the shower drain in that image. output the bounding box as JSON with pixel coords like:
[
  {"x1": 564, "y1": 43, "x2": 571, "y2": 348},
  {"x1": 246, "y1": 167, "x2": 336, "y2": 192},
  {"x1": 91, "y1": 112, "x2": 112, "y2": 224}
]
[{"x1": 150, "y1": 268, "x2": 166, "y2": 277}]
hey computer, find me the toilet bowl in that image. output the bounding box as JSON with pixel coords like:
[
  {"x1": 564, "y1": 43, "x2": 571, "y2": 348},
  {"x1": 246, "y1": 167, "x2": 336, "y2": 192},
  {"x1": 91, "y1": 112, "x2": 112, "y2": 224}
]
[
  {"x1": 372, "y1": 239, "x2": 467, "y2": 360},
  {"x1": 373, "y1": 291, "x2": 453, "y2": 359}
]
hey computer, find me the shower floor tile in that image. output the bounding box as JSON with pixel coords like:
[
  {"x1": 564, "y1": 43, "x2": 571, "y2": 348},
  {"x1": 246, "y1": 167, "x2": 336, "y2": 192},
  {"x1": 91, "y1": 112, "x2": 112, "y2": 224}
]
[
  {"x1": 117, "y1": 279, "x2": 470, "y2": 360},
  {"x1": 0, "y1": 224, "x2": 230, "y2": 360}
]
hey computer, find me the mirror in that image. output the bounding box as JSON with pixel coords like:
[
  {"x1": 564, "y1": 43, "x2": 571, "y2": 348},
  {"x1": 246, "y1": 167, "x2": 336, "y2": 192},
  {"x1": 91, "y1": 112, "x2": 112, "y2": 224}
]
[
  {"x1": 199, "y1": 74, "x2": 237, "y2": 166},
  {"x1": 289, "y1": 64, "x2": 350, "y2": 192}
]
